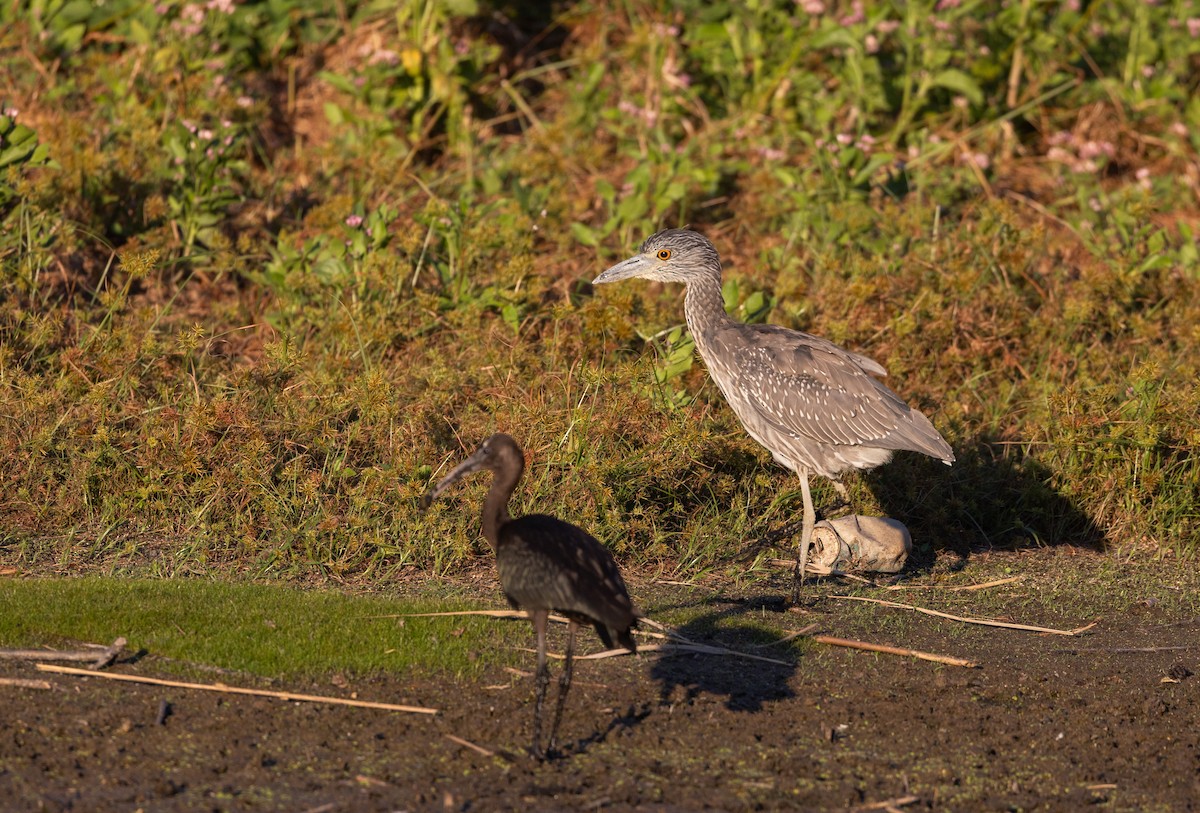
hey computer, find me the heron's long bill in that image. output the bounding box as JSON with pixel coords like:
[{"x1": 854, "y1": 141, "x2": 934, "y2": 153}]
[
  {"x1": 592, "y1": 254, "x2": 653, "y2": 285},
  {"x1": 421, "y1": 448, "x2": 488, "y2": 508}
]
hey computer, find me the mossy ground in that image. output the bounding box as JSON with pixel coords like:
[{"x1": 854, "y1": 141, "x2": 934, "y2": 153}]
[
  {"x1": 4, "y1": 549, "x2": 1199, "y2": 810},
  {"x1": 2, "y1": 1, "x2": 1198, "y2": 581}
]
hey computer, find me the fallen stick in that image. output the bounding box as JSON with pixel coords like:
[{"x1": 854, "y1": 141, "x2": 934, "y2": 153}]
[
  {"x1": 833, "y1": 595, "x2": 1097, "y2": 636},
  {"x1": 523, "y1": 641, "x2": 792, "y2": 667},
  {"x1": 390, "y1": 609, "x2": 548, "y2": 620},
  {"x1": 764, "y1": 558, "x2": 874, "y2": 583},
  {"x1": 635, "y1": 617, "x2": 793, "y2": 664},
  {"x1": 0, "y1": 677, "x2": 53, "y2": 690},
  {"x1": 0, "y1": 636, "x2": 126, "y2": 668},
  {"x1": 812, "y1": 635, "x2": 978, "y2": 668},
  {"x1": 444, "y1": 733, "x2": 495, "y2": 757},
  {"x1": 399, "y1": 609, "x2": 670, "y2": 641},
  {"x1": 751, "y1": 624, "x2": 821, "y2": 648},
  {"x1": 36, "y1": 664, "x2": 438, "y2": 715},
  {"x1": 853, "y1": 794, "x2": 920, "y2": 812},
  {"x1": 884, "y1": 576, "x2": 1023, "y2": 592},
  {"x1": 1057, "y1": 645, "x2": 1198, "y2": 654}
]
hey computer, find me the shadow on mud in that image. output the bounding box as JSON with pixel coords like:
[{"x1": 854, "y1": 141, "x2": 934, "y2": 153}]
[
  {"x1": 649, "y1": 597, "x2": 797, "y2": 713},
  {"x1": 551, "y1": 702, "x2": 652, "y2": 761}
]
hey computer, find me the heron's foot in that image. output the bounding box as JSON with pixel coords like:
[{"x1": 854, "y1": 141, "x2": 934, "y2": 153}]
[{"x1": 788, "y1": 574, "x2": 821, "y2": 610}]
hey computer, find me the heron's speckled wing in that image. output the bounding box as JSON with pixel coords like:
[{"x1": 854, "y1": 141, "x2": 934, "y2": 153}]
[{"x1": 718, "y1": 324, "x2": 951, "y2": 459}]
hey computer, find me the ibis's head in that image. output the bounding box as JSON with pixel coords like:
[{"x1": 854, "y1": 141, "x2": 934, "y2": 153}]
[{"x1": 421, "y1": 433, "x2": 525, "y2": 508}]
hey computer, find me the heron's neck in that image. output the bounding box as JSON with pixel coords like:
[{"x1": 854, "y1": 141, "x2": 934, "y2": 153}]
[
  {"x1": 481, "y1": 468, "x2": 519, "y2": 549},
  {"x1": 682, "y1": 269, "x2": 730, "y2": 345}
]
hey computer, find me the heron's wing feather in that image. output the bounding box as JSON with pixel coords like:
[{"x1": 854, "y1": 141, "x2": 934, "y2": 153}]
[
  {"x1": 748, "y1": 325, "x2": 889, "y2": 377},
  {"x1": 721, "y1": 326, "x2": 928, "y2": 450}
]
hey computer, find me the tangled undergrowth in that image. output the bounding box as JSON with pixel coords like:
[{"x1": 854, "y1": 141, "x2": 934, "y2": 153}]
[{"x1": 1, "y1": 0, "x2": 1197, "y2": 582}]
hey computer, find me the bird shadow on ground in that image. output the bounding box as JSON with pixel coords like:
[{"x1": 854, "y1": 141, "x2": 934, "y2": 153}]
[
  {"x1": 869, "y1": 432, "x2": 1108, "y2": 574},
  {"x1": 733, "y1": 431, "x2": 1108, "y2": 583},
  {"x1": 649, "y1": 596, "x2": 797, "y2": 713},
  {"x1": 553, "y1": 702, "x2": 652, "y2": 761}
]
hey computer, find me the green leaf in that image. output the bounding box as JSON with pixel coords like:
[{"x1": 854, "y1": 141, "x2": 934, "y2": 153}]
[
  {"x1": 850, "y1": 151, "x2": 896, "y2": 187},
  {"x1": 812, "y1": 28, "x2": 860, "y2": 51},
  {"x1": 929, "y1": 69, "x2": 984, "y2": 105},
  {"x1": 501, "y1": 303, "x2": 521, "y2": 333},
  {"x1": 323, "y1": 102, "x2": 346, "y2": 126},
  {"x1": 570, "y1": 222, "x2": 599, "y2": 248},
  {"x1": 616, "y1": 194, "x2": 648, "y2": 223}
]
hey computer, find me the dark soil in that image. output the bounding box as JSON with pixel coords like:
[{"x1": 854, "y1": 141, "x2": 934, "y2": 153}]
[{"x1": 3, "y1": 552, "x2": 1199, "y2": 812}]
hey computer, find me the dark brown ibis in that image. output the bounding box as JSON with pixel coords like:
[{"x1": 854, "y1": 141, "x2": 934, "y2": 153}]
[{"x1": 422, "y1": 433, "x2": 638, "y2": 758}]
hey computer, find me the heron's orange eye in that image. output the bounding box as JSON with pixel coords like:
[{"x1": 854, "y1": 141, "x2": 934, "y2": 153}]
[{"x1": 656, "y1": 249, "x2": 671, "y2": 261}]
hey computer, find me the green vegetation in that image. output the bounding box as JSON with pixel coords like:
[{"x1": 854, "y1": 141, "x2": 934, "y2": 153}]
[
  {"x1": 0, "y1": 577, "x2": 525, "y2": 677},
  {"x1": 1, "y1": 0, "x2": 1198, "y2": 586}
]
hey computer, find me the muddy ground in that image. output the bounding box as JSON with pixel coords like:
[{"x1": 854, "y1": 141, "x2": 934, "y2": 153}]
[{"x1": 3, "y1": 550, "x2": 1199, "y2": 812}]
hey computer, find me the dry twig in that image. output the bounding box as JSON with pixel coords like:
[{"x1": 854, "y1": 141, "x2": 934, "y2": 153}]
[
  {"x1": 444, "y1": 733, "x2": 495, "y2": 757},
  {"x1": 0, "y1": 677, "x2": 53, "y2": 690},
  {"x1": 36, "y1": 665, "x2": 438, "y2": 714},
  {"x1": 526, "y1": 641, "x2": 791, "y2": 666},
  {"x1": 0, "y1": 636, "x2": 126, "y2": 668},
  {"x1": 764, "y1": 558, "x2": 875, "y2": 583},
  {"x1": 833, "y1": 595, "x2": 1096, "y2": 636},
  {"x1": 812, "y1": 635, "x2": 978, "y2": 668},
  {"x1": 884, "y1": 576, "x2": 1023, "y2": 592},
  {"x1": 400, "y1": 609, "x2": 670, "y2": 641},
  {"x1": 853, "y1": 794, "x2": 920, "y2": 812},
  {"x1": 751, "y1": 624, "x2": 821, "y2": 648}
]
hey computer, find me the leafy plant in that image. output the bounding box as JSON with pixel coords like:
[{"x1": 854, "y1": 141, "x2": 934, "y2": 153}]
[
  {"x1": 0, "y1": 110, "x2": 56, "y2": 208},
  {"x1": 164, "y1": 118, "x2": 248, "y2": 256}
]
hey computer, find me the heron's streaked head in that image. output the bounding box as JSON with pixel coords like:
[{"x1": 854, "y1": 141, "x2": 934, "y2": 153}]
[
  {"x1": 592, "y1": 228, "x2": 722, "y2": 286},
  {"x1": 421, "y1": 433, "x2": 525, "y2": 508}
]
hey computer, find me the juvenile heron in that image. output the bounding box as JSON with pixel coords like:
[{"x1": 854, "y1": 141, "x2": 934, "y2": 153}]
[
  {"x1": 593, "y1": 229, "x2": 954, "y2": 599},
  {"x1": 422, "y1": 433, "x2": 638, "y2": 758}
]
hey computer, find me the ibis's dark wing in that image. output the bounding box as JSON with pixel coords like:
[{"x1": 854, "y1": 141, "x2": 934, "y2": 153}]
[
  {"x1": 497, "y1": 515, "x2": 637, "y2": 651},
  {"x1": 718, "y1": 324, "x2": 954, "y2": 462}
]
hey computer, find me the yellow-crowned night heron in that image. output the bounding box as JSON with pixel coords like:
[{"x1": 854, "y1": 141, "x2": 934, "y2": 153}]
[
  {"x1": 422, "y1": 433, "x2": 638, "y2": 759},
  {"x1": 593, "y1": 229, "x2": 954, "y2": 599}
]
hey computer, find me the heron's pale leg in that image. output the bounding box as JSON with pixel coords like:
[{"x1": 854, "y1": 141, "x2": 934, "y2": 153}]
[
  {"x1": 547, "y1": 620, "x2": 576, "y2": 755},
  {"x1": 791, "y1": 469, "x2": 816, "y2": 604},
  {"x1": 531, "y1": 610, "x2": 550, "y2": 759}
]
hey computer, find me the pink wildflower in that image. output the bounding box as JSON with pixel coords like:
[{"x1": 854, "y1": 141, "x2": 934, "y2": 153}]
[{"x1": 839, "y1": 0, "x2": 864, "y2": 25}]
